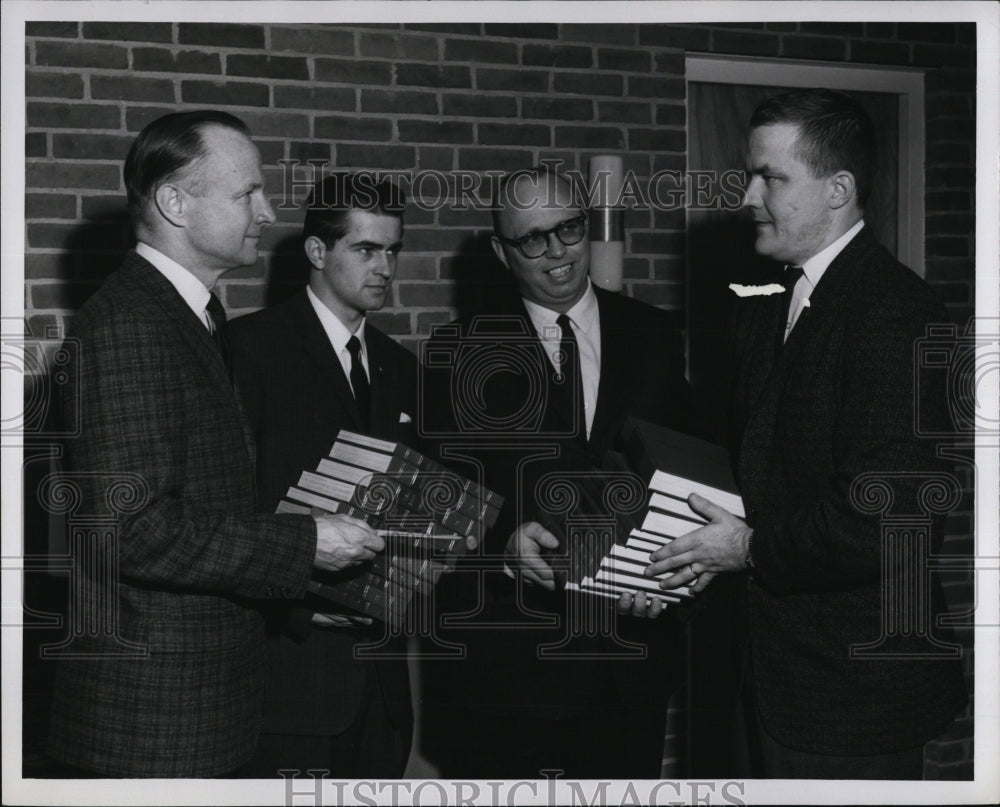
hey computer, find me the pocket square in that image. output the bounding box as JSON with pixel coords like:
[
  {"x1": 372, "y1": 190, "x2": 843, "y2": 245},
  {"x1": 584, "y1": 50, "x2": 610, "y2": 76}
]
[{"x1": 399, "y1": 412, "x2": 412, "y2": 424}]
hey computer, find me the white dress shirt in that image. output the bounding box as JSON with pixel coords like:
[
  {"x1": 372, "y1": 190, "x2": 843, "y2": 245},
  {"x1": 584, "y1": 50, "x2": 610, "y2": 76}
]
[
  {"x1": 306, "y1": 286, "x2": 369, "y2": 392},
  {"x1": 135, "y1": 242, "x2": 213, "y2": 330},
  {"x1": 523, "y1": 282, "x2": 602, "y2": 438},
  {"x1": 785, "y1": 219, "x2": 866, "y2": 339}
]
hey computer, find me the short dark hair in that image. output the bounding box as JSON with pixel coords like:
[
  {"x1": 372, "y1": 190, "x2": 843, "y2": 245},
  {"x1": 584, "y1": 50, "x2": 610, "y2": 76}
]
[
  {"x1": 124, "y1": 110, "x2": 251, "y2": 224},
  {"x1": 750, "y1": 88, "x2": 877, "y2": 207},
  {"x1": 490, "y1": 165, "x2": 584, "y2": 235},
  {"x1": 302, "y1": 173, "x2": 406, "y2": 247}
]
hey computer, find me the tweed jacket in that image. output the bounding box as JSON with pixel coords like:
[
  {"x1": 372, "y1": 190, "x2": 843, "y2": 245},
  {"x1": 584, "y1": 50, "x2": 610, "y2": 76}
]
[
  {"x1": 423, "y1": 284, "x2": 692, "y2": 719},
  {"x1": 731, "y1": 226, "x2": 968, "y2": 755},
  {"x1": 229, "y1": 289, "x2": 415, "y2": 736},
  {"x1": 47, "y1": 253, "x2": 318, "y2": 777}
]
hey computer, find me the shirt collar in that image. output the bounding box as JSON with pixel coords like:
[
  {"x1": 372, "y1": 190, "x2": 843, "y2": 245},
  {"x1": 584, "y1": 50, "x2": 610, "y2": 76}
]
[
  {"x1": 799, "y1": 219, "x2": 865, "y2": 289},
  {"x1": 306, "y1": 286, "x2": 366, "y2": 356},
  {"x1": 136, "y1": 242, "x2": 211, "y2": 325},
  {"x1": 523, "y1": 281, "x2": 599, "y2": 339}
]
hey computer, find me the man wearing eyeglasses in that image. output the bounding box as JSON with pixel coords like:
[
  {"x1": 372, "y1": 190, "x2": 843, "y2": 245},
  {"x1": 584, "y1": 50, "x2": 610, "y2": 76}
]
[{"x1": 421, "y1": 166, "x2": 691, "y2": 778}]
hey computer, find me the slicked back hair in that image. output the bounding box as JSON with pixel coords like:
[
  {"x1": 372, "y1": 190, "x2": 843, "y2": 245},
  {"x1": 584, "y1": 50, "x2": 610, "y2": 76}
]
[
  {"x1": 124, "y1": 109, "x2": 251, "y2": 226},
  {"x1": 302, "y1": 173, "x2": 406, "y2": 248},
  {"x1": 750, "y1": 88, "x2": 877, "y2": 208}
]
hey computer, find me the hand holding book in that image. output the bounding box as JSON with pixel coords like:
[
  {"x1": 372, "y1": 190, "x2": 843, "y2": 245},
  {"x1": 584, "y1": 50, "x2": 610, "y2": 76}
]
[{"x1": 313, "y1": 513, "x2": 385, "y2": 572}]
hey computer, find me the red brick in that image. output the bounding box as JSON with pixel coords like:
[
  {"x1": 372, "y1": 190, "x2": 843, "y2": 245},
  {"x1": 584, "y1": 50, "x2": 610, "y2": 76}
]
[
  {"x1": 408, "y1": 23, "x2": 482, "y2": 36},
  {"x1": 418, "y1": 147, "x2": 454, "y2": 172},
  {"x1": 926, "y1": 191, "x2": 971, "y2": 211},
  {"x1": 81, "y1": 195, "x2": 129, "y2": 220},
  {"x1": 627, "y1": 75, "x2": 684, "y2": 99},
  {"x1": 396, "y1": 256, "x2": 438, "y2": 280},
  {"x1": 26, "y1": 133, "x2": 47, "y2": 158},
  {"x1": 444, "y1": 37, "x2": 518, "y2": 64},
  {"x1": 561, "y1": 24, "x2": 636, "y2": 46},
  {"x1": 630, "y1": 282, "x2": 683, "y2": 309},
  {"x1": 398, "y1": 282, "x2": 457, "y2": 307},
  {"x1": 239, "y1": 110, "x2": 311, "y2": 139},
  {"x1": 597, "y1": 48, "x2": 650, "y2": 72},
  {"x1": 598, "y1": 101, "x2": 651, "y2": 124},
  {"x1": 367, "y1": 311, "x2": 412, "y2": 335},
  {"x1": 927, "y1": 236, "x2": 970, "y2": 257},
  {"x1": 913, "y1": 43, "x2": 975, "y2": 69},
  {"x1": 52, "y1": 133, "x2": 133, "y2": 160},
  {"x1": 26, "y1": 193, "x2": 77, "y2": 219},
  {"x1": 458, "y1": 148, "x2": 533, "y2": 172},
  {"x1": 403, "y1": 204, "x2": 436, "y2": 226},
  {"x1": 403, "y1": 229, "x2": 474, "y2": 254},
  {"x1": 554, "y1": 126, "x2": 624, "y2": 150},
  {"x1": 925, "y1": 213, "x2": 975, "y2": 235},
  {"x1": 553, "y1": 71, "x2": 622, "y2": 96},
  {"x1": 270, "y1": 27, "x2": 355, "y2": 56},
  {"x1": 630, "y1": 231, "x2": 684, "y2": 255},
  {"x1": 275, "y1": 85, "x2": 355, "y2": 111},
  {"x1": 416, "y1": 311, "x2": 456, "y2": 333},
  {"x1": 654, "y1": 51, "x2": 686, "y2": 76},
  {"x1": 653, "y1": 154, "x2": 684, "y2": 173},
  {"x1": 26, "y1": 162, "x2": 121, "y2": 191},
  {"x1": 522, "y1": 97, "x2": 593, "y2": 121},
  {"x1": 438, "y1": 204, "x2": 492, "y2": 228},
  {"x1": 712, "y1": 30, "x2": 780, "y2": 57},
  {"x1": 849, "y1": 39, "x2": 911, "y2": 65},
  {"x1": 24, "y1": 254, "x2": 68, "y2": 280},
  {"x1": 865, "y1": 22, "x2": 895, "y2": 38},
  {"x1": 35, "y1": 41, "x2": 128, "y2": 69},
  {"x1": 336, "y1": 144, "x2": 416, "y2": 170},
  {"x1": 781, "y1": 35, "x2": 847, "y2": 61},
  {"x1": 360, "y1": 31, "x2": 438, "y2": 60},
  {"x1": 483, "y1": 24, "x2": 558, "y2": 40},
  {"x1": 26, "y1": 72, "x2": 84, "y2": 99},
  {"x1": 479, "y1": 123, "x2": 550, "y2": 146},
  {"x1": 92, "y1": 75, "x2": 175, "y2": 102},
  {"x1": 181, "y1": 80, "x2": 269, "y2": 107},
  {"x1": 227, "y1": 53, "x2": 310, "y2": 80},
  {"x1": 623, "y1": 257, "x2": 652, "y2": 280},
  {"x1": 478, "y1": 67, "x2": 549, "y2": 93},
  {"x1": 926, "y1": 68, "x2": 975, "y2": 94},
  {"x1": 28, "y1": 221, "x2": 129, "y2": 251},
  {"x1": 398, "y1": 119, "x2": 473, "y2": 144},
  {"x1": 31, "y1": 281, "x2": 102, "y2": 311},
  {"x1": 927, "y1": 96, "x2": 973, "y2": 118},
  {"x1": 256, "y1": 141, "x2": 286, "y2": 166},
  {"x1": 133, "y1": 47, "x2": 222, "y2": 74},
  {"x1": 897, "y1": 23, "x2": 956, "y2": 42},
  {"x1": 82, "y1": 22, "x2": 172, "y2": 42},
  {"x1": 799, "y1": 22, "x2": 865, "y2": 36},
  {"x1": 25, "y1": 22, "x2": 78, "y2": 38},
  {"x1": 639, "y1": 24, "x2": 709, "y2": 51},
  {"x1": 656, "y1": 104, "x2": 685, "y2": 126},
  {"x1": 224, "y1": 283, "x2": 268, "y2": 310},
  {"x1": 178, "y1": 23, "x2": 265, "y2": 49},
  {"x1": 315, "y1": 57, "x2": 392, "y2": 86},
  {"x1": 442, "y1": 94, "x2": 516, "y2": 118},
  {"x1": 653, "y1": 259, "x2": 685, "y2": 283},
  {"x1": 927, "y1": 118, "x2": 974, "y2": 140},
  {"x1": 523, "y1": 43, "x2": 593, "y2": 69},
  {"x1": 396, "y1": 63, "x2": 471, "y2": 89},
  {"x1": 363, "y1": 89, "x2": 437, "y2": 115}
]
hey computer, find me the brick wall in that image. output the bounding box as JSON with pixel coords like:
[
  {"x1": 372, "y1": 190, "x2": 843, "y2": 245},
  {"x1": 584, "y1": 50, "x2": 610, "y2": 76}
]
[{"x1": 22, "y1": 21, "x2": 978, "y2": 779}]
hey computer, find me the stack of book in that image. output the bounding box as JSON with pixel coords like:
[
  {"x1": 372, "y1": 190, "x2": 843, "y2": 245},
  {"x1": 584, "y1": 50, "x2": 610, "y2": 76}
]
[
  {"x1": 543, "y1": 418, "x2": 744, "y2": 607},
  {"x1": 276, "y1": 430, "x2": 502, "y2": 628}
]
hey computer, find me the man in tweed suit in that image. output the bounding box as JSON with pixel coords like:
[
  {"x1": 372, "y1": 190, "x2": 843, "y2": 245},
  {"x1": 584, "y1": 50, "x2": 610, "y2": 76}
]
[
  {"x1": 646, "y1": 89, "x2": 966, "y2": 778},
  {"x1": 47, "y1": 110, "x2": 385, "y2": 777},
  {"x1": 230, "y1": 174, "x2": 416, "y2": 777}
]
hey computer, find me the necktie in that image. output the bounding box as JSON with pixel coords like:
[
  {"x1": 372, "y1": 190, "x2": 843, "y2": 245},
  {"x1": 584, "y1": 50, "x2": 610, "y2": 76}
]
[
  {"x1": 556, "y1": 314, "x2": 586, "y2": 441},
  {"x1": 205, "y1": 293, "x2": 230, "y2": 373},
  {"x1": 347, "y1": 335, "x2": 370, "y2": 431},
  {"x1": 778, "y1": 265, "x2": 805, "y2": 349}
]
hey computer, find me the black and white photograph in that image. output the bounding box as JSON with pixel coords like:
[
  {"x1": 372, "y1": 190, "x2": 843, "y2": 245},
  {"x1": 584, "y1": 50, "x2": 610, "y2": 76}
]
[{"x1": 2, "y1": 1, "x2": 997, "y2": 805}]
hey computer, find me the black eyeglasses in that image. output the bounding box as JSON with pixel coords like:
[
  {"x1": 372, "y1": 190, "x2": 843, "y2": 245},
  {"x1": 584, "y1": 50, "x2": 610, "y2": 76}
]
[{"x1": 496, "y1": 215, "x2": 587, "y2": 259}]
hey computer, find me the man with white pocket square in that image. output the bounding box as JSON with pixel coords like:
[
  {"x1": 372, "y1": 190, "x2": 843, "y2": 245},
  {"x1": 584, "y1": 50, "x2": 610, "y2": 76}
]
[{"x1": 230, "y1": 173, "x2": 416, "y2": 777}]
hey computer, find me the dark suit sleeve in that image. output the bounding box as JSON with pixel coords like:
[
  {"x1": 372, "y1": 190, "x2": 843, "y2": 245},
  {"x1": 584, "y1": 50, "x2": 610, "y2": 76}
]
[
  {"x1": 749, "y1": 294, "x2": 947, "y2": 595},
  {"x1": 65, "y1": 313, "x2": 317, "y2": 599}
]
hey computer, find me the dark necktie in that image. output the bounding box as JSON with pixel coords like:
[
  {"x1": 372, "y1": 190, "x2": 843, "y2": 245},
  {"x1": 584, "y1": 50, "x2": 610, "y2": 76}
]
[
  {"x1": 778, "y1": 265, "x2": 805, "y2": 350},
  {"x1": 205, "y1": 293, "x2": 230, "y2": 373},
  {"x1": 347, "y1": 335, "x2": 370, "y2": 431},
  {"x1": 556, "y1": 314, "x2": 586, "y2": 441}
]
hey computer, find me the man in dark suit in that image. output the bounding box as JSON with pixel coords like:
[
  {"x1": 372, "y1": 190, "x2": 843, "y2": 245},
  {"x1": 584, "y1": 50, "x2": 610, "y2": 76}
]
[
  {"x1": 47, "y1": 111, "x2": 384, "y2": 777},
  {"x1": 422, "y1": 167, "x2": 691, "y2": 778},
  {"x1": 229, "y1": 174, "x2": 415, "y2": 777},
  {"x1": 646, "y1": 89, "x2": 967, "y2": 778}
]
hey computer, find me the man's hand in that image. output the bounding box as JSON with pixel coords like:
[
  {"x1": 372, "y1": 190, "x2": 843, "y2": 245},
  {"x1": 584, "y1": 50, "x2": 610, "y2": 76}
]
[
  {"x1": 615, "y1": 590, "x2": 666, "y2": 619},
  {"x1": 313, "y1": 514, "x2": 384, "y2": 572},
  {"x1": 505, "y1": 521, "x2": 560, "y2": 591},
  {"x1": 645, "y1": 493, "x2": 750, "y2": 593}
]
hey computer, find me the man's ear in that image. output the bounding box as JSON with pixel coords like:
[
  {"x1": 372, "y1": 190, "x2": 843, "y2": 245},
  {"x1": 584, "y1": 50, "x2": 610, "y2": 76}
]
[
  {"x1": 304, "y1": 235, "x2": 328, "y2": 270},
  {"x1": 153, "y1": 183, "x2": 186, "y2": 228},
  {"x1": 490, "y1": 235, "x2": 509, "y2": 269},
  {"x1": 828, "y1": 170, "x2": 857, "y2": 211}
]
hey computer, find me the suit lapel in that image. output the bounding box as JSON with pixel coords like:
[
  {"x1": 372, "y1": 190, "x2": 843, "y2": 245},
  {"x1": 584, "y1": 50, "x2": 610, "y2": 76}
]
[
  {"x1": 589, "y1": 289, "x2": 630, "y2": 450},
  {"x1": 366, "y1": 330, "x2": 402, "y2": 439},
  {"x1": 290, "y1": 291, "x2": 366, "y2": 433}
]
